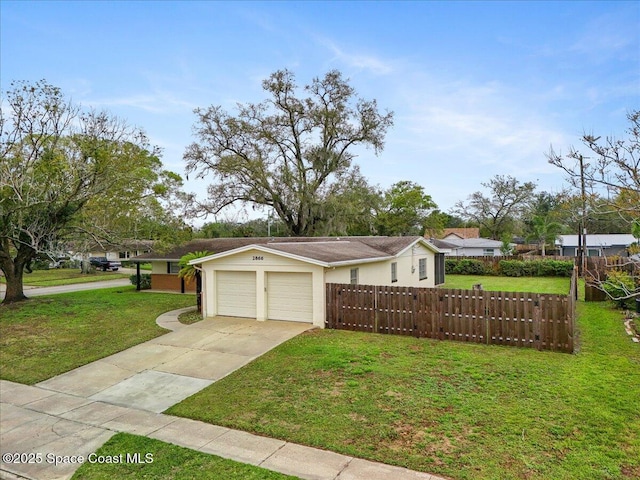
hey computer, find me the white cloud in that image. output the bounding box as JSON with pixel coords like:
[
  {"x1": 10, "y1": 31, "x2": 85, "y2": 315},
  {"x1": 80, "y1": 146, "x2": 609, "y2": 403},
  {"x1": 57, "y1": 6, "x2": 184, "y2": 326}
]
[
  {"x1": 84, "y1": 90, "x2": 198, "y2": 115},
  {"x1": 317, "y1": 37, "x2": 394, "y2": 75}
]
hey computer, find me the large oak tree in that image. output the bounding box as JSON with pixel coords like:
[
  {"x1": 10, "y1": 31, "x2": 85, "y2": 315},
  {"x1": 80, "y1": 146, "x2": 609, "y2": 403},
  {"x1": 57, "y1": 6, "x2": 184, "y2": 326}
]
[
  {"x1": 452, "y1": 175, "x2": 537, "y2": 240},
  {"x1": 183, "y1": 69, "x2": 394, "y2": 236},
  {"x1": 0, "y1": 80, "x2": 183, "y2": 303}
]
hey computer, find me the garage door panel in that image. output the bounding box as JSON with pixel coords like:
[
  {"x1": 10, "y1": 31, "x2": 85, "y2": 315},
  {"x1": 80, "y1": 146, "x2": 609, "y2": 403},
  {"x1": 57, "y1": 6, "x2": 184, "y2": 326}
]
[
  {"x1": 217, "y1": 271, "x2": 256, "y2": 318},
  {"x1": 267, "y1": 272, "x2": 313, "y2": 323}
]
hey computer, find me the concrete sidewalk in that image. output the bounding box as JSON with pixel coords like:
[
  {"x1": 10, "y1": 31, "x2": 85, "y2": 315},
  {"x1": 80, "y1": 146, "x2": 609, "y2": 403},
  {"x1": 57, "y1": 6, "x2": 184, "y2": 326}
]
[
  {"x1": 0, "y1": 311, "x2": 447, "y2": 480},
  {"x1": 1, "y1": 381, "x2": 444, "y2": 480}
]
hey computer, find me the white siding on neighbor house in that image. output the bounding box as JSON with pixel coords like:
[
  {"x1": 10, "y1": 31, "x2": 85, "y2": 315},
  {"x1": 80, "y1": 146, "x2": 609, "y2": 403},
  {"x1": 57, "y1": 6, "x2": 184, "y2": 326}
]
[
  {"x1": 325, "y1": 243, "x2": 436, "y2": 288},
  {"x1": 200, "y1": 249, "x2": 325, "y2": 327},
  {"x1": 448, "y1": 247, "x2": 501, "y2": 257}
]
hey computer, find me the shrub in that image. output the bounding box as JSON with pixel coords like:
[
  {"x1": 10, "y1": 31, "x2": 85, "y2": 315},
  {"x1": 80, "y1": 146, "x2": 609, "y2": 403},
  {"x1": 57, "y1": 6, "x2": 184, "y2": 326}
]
[
  {"x1": 129, "y1": 274, "x2": 151, "y2": 290},
  {"x1": 499, "y1": 260, "x2": 526, "y2": 277},
  {"x1": 447, "y1": 258, "x2": 487, "y2": 275},
  {"x1": 602, "y1": 270, "x2": 637, "y2": 309},
  {"x1": 445, "y1": 259, "x2": 457, "y2": 274},
  {"x1": 499, "y1": 259, "x2": 574, "y2": 277},
  {"x1": 446, "y1": 257, "x2": 574, "y2": 277}
]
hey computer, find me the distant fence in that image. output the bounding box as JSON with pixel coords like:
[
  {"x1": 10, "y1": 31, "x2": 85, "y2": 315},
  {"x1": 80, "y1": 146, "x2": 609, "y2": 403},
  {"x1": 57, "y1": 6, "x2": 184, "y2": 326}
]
[
  {"x1": 586, "y1": 256, "x2": 640, "y2": 278},
  {"x1": 326, "y1": 269, "x2": 577, "y2": 353}
]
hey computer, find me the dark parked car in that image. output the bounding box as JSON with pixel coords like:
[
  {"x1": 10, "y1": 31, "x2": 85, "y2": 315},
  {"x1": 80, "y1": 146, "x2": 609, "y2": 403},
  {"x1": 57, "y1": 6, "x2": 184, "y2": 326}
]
[{"x1": 89, "y1": 257, "x2": 122, "y2": 271}]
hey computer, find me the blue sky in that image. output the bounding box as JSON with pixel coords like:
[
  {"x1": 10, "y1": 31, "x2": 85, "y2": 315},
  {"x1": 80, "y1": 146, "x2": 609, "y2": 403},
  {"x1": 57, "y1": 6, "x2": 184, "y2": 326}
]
[{"x1": 2, "y1": 1, "x2": 638, "y2": 224}]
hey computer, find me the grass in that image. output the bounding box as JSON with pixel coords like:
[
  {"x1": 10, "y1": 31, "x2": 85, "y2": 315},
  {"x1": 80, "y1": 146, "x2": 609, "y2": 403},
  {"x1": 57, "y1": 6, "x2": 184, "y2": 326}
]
[
  {"x1": 442, "y1": 274, "x2": 571, "y2": 294},
  {"x1": 167, "y1": 299, "x2": 640, "y2": 480},
  {"x1": 1, "y1": 268, "x2": 130, "y2": 287},
  {"x1": 179, "y1": 309, "x2": 203, "y2": 325},
  {"x1": 71, "y1": 433, "x2": 299, "y2": 480},
  {"x1": 0, "y1": 287, "x2": 195, "y2": 384}
]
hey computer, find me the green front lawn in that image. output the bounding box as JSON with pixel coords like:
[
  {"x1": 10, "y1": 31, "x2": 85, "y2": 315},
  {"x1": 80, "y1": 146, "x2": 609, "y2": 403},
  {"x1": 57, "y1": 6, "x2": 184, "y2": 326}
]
[
  {"x1": 442, "y1": 274, "x2": 571, "y2": 294},
  {"x1": 1, "y1": 268, "x2": 130, "y2": 287},
  {"x1": 167, "y1": 300, "x2": 640, "y2": 480},
  {"x1": 0, "y1": 287, "x2": 195, "y2": 384},
  {"x1": 71, "y1": 433, "x2": 299, "y2": 480}
]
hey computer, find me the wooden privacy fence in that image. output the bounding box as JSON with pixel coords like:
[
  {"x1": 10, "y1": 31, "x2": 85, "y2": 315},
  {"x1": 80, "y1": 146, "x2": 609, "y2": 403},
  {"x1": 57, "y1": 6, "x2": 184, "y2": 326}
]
[{"x1": 326, "y1": 273, "x2": 576, "y2": 353}]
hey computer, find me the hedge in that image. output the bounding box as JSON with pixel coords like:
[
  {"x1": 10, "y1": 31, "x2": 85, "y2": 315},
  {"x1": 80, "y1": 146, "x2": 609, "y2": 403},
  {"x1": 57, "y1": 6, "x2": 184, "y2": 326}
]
[
  {"x1": 445, "y1": 258, "x2": 574, "y2": 277},
  {"x1": 445, "y1": 259, "x2": 488, "y2": 275},
  {"x1": 499, "y1": 259, "x2": 574, "y2": 277}
]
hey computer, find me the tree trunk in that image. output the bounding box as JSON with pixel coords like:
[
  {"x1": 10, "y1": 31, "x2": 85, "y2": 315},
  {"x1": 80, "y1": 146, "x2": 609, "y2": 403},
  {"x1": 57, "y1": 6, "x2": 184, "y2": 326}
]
[
  {"x1": 0, "y1": 257, "x2": 28, "y2": 304},
  {"x1": 80, "y1": 253, "x2": 92, "y2": 274}
]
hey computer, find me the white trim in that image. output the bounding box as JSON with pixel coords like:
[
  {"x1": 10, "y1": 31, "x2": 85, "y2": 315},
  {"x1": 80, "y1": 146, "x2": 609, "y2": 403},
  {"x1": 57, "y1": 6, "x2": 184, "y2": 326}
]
[
  {"x1": 327, "y1": 255, "x2": 394, "y2": 267},
  {"x1": 189, "y1": 244, "x2": 330, "y2": 267},
  {"x1": 397, "y1": 237, "x2": 445, "y2": 256},
  {"x1": 188, "y1": 242, "x2": 435, "y2": 268}
]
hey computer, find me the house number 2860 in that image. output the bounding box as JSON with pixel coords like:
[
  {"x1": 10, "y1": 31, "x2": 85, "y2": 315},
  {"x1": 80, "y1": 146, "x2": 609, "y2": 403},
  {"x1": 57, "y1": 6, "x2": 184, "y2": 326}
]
[{"x1": 252, "y1": 256, "x2": 264, "y2": 261}]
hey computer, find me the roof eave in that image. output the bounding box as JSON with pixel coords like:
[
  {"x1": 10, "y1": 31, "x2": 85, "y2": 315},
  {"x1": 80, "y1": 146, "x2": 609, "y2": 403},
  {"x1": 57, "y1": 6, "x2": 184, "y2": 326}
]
[
  {"x1": 327, "y1": 256, "x2": 394, "y2": 268},
  {"x1": 397, "y1": 237, "x2": 446, "y2": 256},
  {"x1": 189, "y1": 244, "x2": 330, "y2": 267}
]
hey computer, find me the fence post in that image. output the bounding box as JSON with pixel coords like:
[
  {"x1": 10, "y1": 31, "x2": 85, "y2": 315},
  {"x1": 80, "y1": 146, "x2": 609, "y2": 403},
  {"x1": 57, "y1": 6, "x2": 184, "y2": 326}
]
[
  {"x1": 533, "y1": 294, "x2": 542, "y2": 351},
  {"x1": 484, "y1": 294, "x2": 490, "y2": 345},
  {"x1": 374, "y1": 285, "x2": 379, "y2": 333}
]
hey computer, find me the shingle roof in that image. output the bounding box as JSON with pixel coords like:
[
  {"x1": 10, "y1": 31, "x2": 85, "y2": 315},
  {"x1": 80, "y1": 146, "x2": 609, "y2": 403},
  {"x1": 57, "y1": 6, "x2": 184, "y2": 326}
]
[
  {"x1": 133, "y1": 236, "x2": 436, "y2": 264},
  {"x1": 441, "y1": 228, "x2": 480, "y2": 239}
]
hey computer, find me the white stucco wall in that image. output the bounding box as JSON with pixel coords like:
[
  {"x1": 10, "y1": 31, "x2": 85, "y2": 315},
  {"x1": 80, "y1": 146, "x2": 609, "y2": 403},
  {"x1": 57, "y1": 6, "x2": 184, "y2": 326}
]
[{"x1": 324, "y1": 243, "x2": 436, "y2": 288}]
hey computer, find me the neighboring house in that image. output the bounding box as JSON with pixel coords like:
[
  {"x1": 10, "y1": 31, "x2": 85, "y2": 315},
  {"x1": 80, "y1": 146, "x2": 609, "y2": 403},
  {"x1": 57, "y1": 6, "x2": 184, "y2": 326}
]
[
  {"x1": 429, "y1": 237, "x2": 508, "y2": 256},
  {"x1": 134, "y1": 236, "x2": 445, "y2": 328},
  {"x1": 441, "y1": 228, "x2": 480, "y2": 239},
  {"x1": 69, "y1": 240, "x2": 154, "y2": 263},
  {"x1": 423, "y1": 227, "x2": 480, "y2": 240},
  {"x1": 556, "y1": 234, "x2": 637, "y2": 257}
]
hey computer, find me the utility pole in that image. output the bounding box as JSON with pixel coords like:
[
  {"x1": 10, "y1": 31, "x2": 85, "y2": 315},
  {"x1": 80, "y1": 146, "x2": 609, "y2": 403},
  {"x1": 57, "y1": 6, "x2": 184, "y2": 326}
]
[{"x1": 579, "y1": 154, "x2": 588, "y2": 277}]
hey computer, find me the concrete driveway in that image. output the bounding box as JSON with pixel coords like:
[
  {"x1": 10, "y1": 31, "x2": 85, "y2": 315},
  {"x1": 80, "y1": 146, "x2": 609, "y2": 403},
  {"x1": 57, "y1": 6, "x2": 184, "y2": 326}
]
[
  {"x1": 0, "y1": 314, "x2": 447, "y2": 480},
  {"x1": 36, "y1": 315, "x2": 313, "y2": 413}
]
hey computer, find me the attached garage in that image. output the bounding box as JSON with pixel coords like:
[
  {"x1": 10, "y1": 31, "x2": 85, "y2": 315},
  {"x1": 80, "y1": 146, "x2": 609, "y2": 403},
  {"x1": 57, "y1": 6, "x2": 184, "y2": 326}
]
[
  {"x1": 180, "y1": 236, "x2": 445, "y2": 329},
  {"x1": 267, "y1": 272, "x2": 313, "y2": 323},
  {"x1": 216, "y1": 271, "x2": 256, "y2": 318}
]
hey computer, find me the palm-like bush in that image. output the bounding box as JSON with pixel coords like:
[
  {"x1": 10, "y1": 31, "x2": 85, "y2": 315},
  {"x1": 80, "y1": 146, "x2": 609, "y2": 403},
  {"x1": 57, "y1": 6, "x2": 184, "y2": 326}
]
[{"x1": 178, "y1": 251, "x2": 213, "y2": 284}]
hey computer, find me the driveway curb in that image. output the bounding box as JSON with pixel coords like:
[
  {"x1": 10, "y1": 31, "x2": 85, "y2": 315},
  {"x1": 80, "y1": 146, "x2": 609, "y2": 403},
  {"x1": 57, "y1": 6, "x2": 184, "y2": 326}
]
[{"x1": 155, "y1": 307, "x2": 196, "y2": 331}]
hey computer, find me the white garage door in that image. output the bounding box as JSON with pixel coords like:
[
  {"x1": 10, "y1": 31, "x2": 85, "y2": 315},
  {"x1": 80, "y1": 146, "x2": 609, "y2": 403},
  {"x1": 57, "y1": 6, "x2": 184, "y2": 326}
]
[
  {"x1": 217, "y1": 271, "x2": 256, "y2": 318},
  {"x1": 267, "y1": 272, "x2": 313, "y2": 323}
]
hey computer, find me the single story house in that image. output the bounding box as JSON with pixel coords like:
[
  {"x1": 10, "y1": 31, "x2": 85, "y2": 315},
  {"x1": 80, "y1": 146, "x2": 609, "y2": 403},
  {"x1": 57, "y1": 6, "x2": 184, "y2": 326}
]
[
  {"x1": 556, "y1": 234, "x2": 637, "y2": 257},
  {"x1": 69, "y1": 240, "x2": 154, "y2": 263},
  {"x1": 134, "y1": 236, "x2": 445, "y2": 328},
  {"x1": 429, "y1": 236, "x2": 508, "y2": 256}
]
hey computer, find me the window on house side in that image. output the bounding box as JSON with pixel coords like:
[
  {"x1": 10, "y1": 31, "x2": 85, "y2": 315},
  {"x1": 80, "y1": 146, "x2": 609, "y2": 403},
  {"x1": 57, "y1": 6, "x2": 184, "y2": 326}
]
[
  {"x1": 483, "y1": 248, "x2": 495, "y2": 256},
  {"x1": 419, "y1": 258, "x2": 427, "y2": 280},
  {"x1": 169, "y1": 262, "x2": 181, "y2": 274},
  {"x1": 350, "y1": 268, "x2": 358, "y2": 284},
  {"x1": 391, "y1": 262, "x2": 398, "y2": 282}
]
